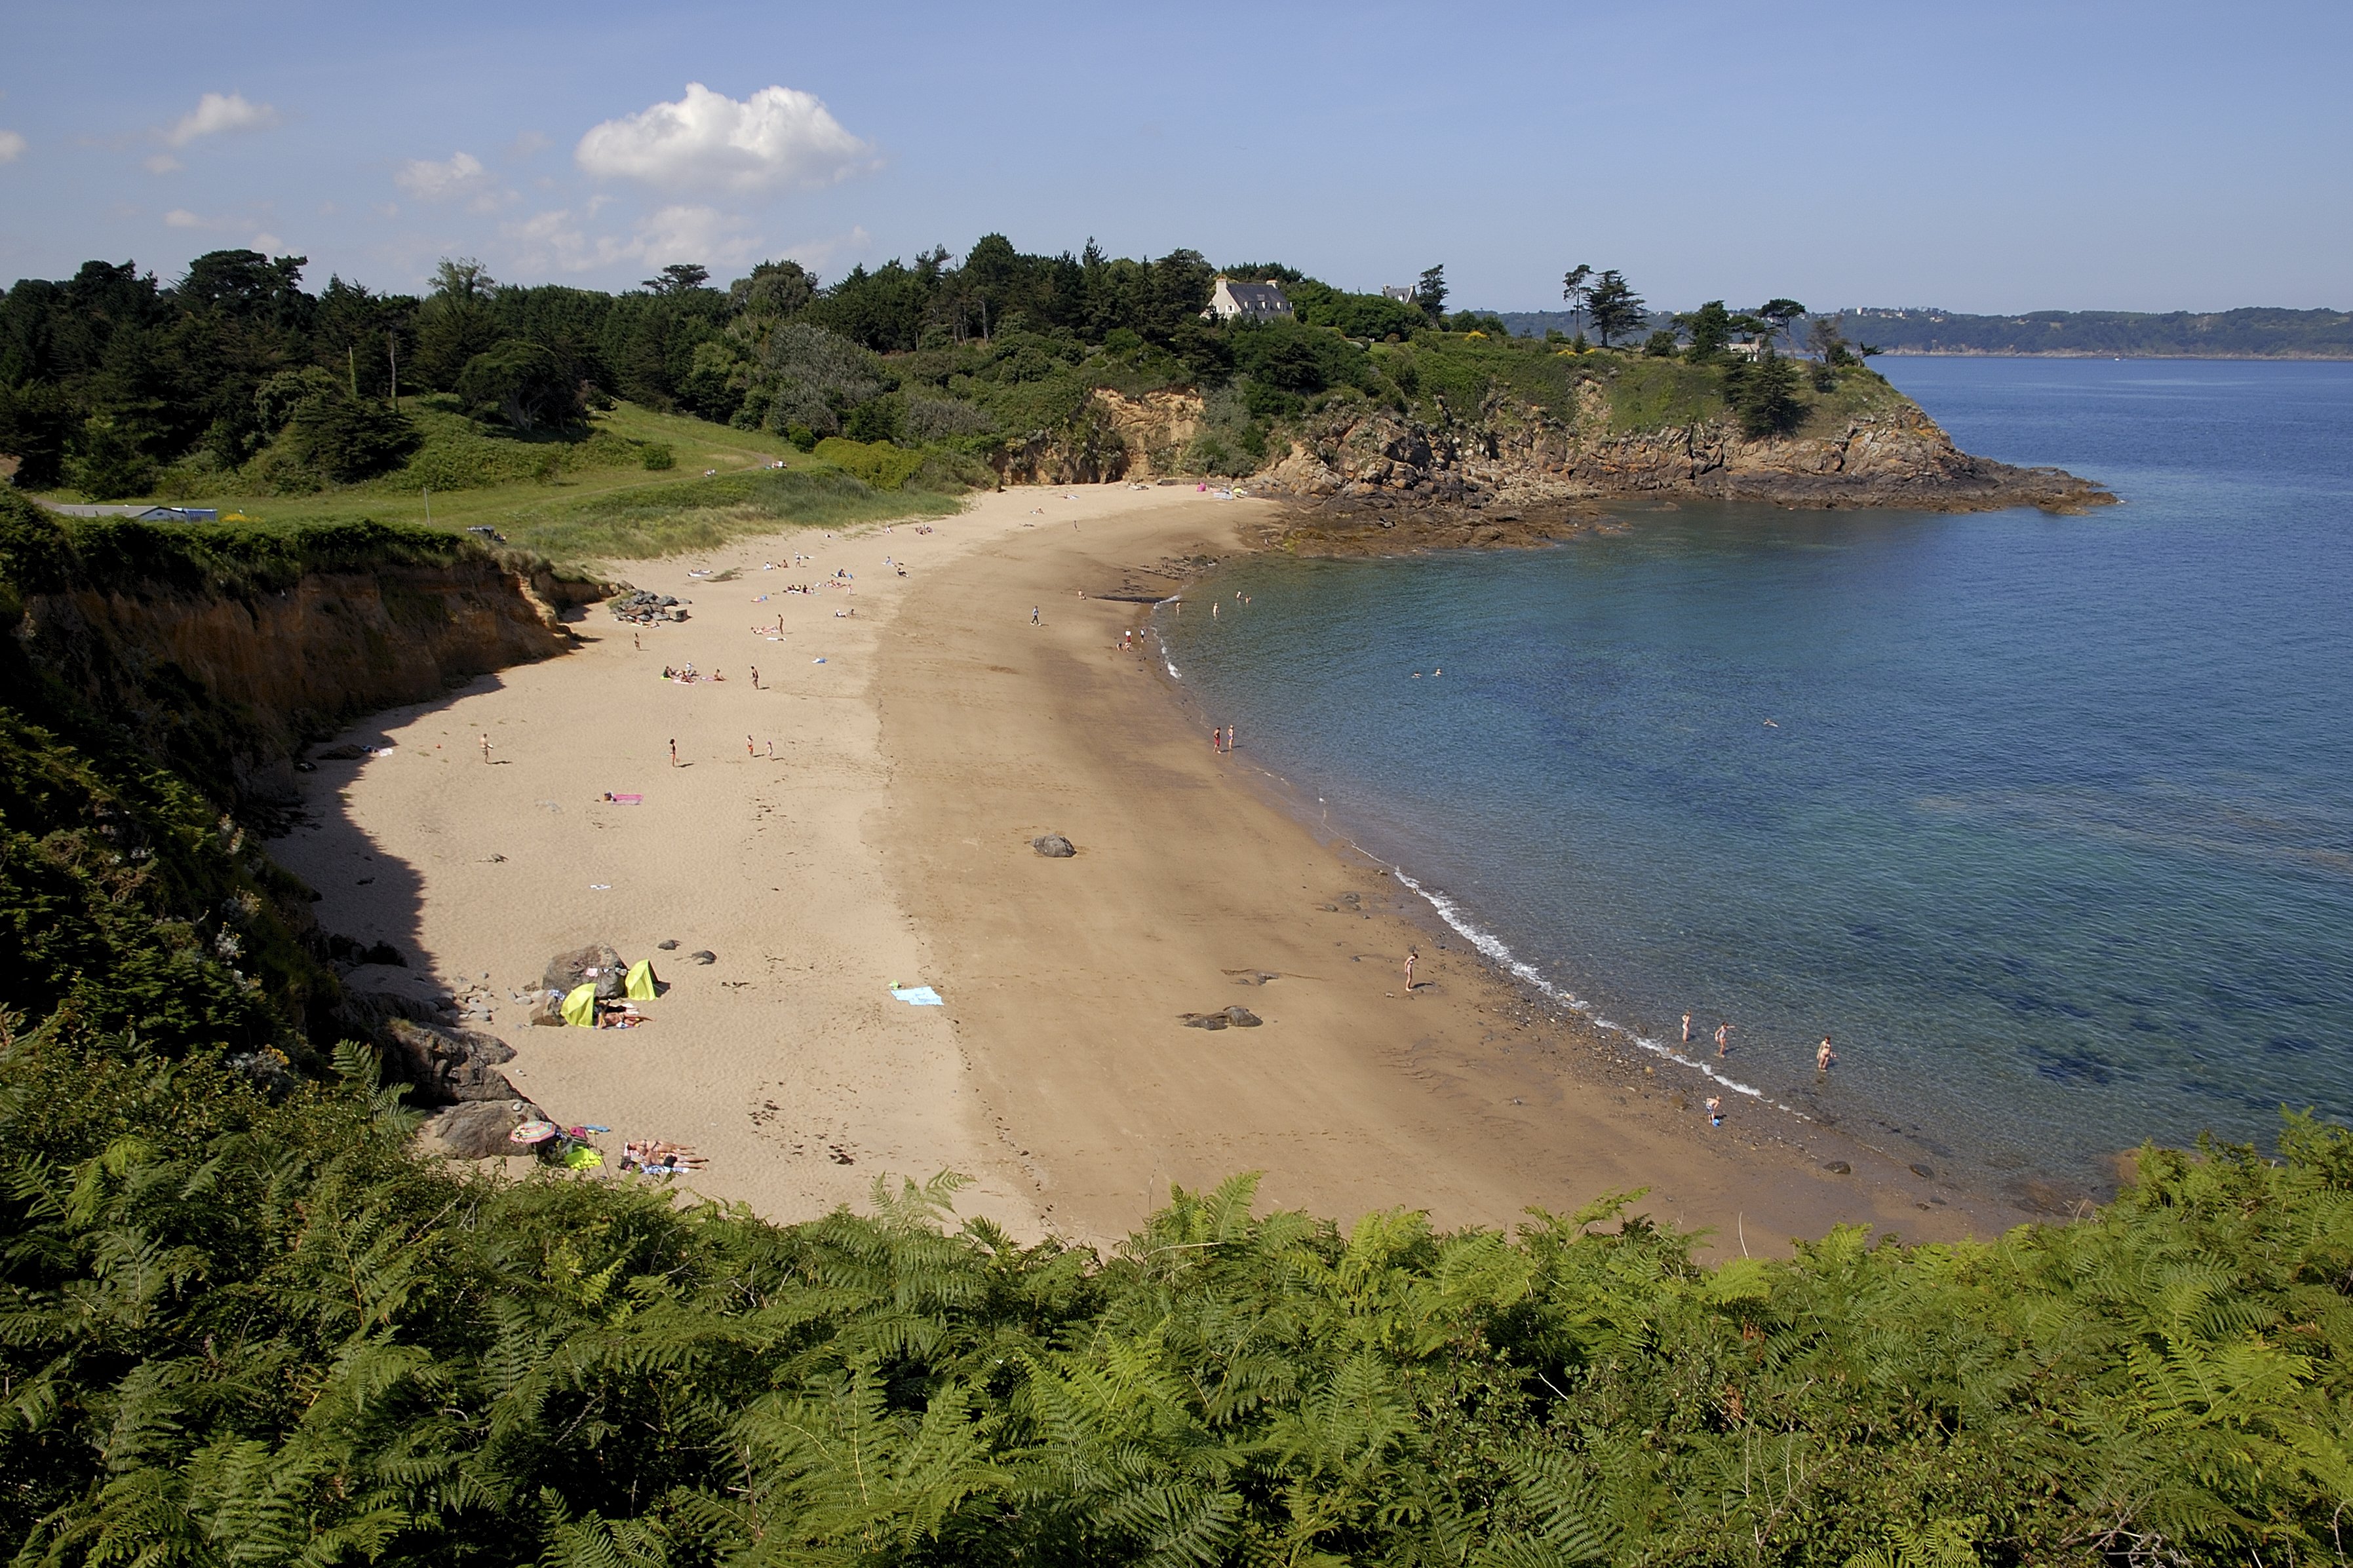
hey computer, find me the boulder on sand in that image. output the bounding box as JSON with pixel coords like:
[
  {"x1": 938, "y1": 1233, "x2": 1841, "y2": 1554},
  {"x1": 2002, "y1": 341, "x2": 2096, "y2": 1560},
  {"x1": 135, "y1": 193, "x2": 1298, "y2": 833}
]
[
  {"x1": 1032, "y1": 833, "x2": 1076, "y2": 858},
  {"x1": 382, "y1": 1018, "x2": 520, "y2": 1105},
  {"x1": 419, "y1": 1098, "x2": 548, "y2": 1158},
  {"x1": 543, "y1": 943, "x2": 627, "y2": 1000}
]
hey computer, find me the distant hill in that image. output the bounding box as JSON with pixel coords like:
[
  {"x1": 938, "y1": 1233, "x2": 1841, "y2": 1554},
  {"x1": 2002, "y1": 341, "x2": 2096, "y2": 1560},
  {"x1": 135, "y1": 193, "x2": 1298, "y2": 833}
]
[{"x1": 1485, "y1": 306, "x2": 2353, "y2": 359}]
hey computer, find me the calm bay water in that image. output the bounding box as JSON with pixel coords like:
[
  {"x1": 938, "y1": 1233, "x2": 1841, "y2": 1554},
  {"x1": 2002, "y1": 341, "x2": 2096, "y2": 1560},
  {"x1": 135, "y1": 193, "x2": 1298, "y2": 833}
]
[{"x1": 1159, "y1": 358, "x2": 2353, "y2": 1194}]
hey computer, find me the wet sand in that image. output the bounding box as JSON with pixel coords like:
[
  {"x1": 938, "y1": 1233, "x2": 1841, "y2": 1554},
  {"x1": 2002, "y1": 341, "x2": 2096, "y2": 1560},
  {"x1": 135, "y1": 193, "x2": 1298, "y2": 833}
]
[{"x1": 278, "y1": 482, "x2": 2011, "y2": 1253}]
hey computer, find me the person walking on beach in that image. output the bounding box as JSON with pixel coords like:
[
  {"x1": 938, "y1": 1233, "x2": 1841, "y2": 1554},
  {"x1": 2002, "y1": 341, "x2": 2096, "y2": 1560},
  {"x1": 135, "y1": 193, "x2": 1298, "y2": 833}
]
[
  {"x1": 1715, "y1": 1022, "x2": 1731, "y2": 1058},
  {"x1": 1817, "y1": 1035, "x2": 1837, "y2": 1075},
  {"x1": 1404, "y1": 947, "x2": 1418, "y2": 990},
  {"x1": 1031, "y1": 605, "x2": 1041, "y2": 626},
  {"x1": 479, "y1": 733, "x2": 491, "y2": 765},
  {"x1": 669, "y1": 738, "x2": 678, "y2": 769},
  {"x1": 1681, "y1": 1012, "x2": 1692, "y2": 1044},
  {"x1": 750, "y1": 666, "x2": 759, "y2": 689},
  {"x1": 746, "y1": 735, "x2": 755, "y2": 757}
]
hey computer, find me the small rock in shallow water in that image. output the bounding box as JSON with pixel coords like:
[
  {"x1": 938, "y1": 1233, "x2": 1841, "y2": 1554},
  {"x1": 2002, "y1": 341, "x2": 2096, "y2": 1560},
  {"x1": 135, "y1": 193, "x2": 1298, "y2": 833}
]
[
  {"x1": 1909, "y1": 1163, "x2": 1935, "y2": 1179},
  {"x1": 1823, "y1": 1160, "x2": 1852, "y2": 1175}
]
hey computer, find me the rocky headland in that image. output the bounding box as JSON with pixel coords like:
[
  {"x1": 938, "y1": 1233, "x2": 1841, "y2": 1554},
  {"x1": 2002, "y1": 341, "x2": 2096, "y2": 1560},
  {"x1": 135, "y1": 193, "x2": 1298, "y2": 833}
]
[{"x1": 1024, "y1": 366, "x2": 2112, "y2": 552}]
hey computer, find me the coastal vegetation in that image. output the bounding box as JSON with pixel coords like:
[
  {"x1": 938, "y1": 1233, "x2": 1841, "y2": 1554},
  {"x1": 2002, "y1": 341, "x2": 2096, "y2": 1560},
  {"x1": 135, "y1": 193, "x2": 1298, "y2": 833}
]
[{"x1": 3, "y1": 242, "x2": 1914, "y2": 558}]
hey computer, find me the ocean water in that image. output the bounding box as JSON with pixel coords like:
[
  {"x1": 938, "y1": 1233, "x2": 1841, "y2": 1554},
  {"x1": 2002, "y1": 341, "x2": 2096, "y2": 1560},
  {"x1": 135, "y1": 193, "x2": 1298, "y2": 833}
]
[{"x1": 1158, "y1": 358, "x2": 2353, "y2": 1195}]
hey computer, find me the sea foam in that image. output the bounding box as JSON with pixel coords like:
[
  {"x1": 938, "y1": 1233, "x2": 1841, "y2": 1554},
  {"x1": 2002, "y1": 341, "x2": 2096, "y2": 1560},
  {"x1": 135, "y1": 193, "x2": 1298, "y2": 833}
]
[{"x1": 1389, "y1": 866, "x2": 1795, "y2": 1113}]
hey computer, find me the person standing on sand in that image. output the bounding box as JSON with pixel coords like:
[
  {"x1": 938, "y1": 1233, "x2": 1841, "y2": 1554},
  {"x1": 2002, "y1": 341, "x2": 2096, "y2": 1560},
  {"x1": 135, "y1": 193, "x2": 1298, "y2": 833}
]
[
  {"x1": 750, "y1": 666, "x2": 759, "y2": 689},
  {"x1": 1404, "y1": 947, "x2": 1418, "y2": 990},
  {"x1": 669, "y1": 738, "x2": 678, "y2": 769},
  {"x1": 1817, "y1": 1035, "x2": 1837, "y2": 1075},
  {"x1": 1681, "y1": 1012, "x2": 1692, "y2": 1044},
  {"x1": 480, "y1": 733, "x2": 491, "y2": 764},
  {"x1": 746, "y1": 736, "x2": 755, "y2": 757},
  {"x1": 1715, "y1": 1022, "x2": 1731, "y2": 1058},
  {"x1": 1032, "y1": 606, "x2": 1040, "y2": 626}
]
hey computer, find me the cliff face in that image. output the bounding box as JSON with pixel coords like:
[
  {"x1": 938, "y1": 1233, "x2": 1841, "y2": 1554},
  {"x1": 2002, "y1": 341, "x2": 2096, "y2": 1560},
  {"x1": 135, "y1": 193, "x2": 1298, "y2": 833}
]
[
  {"x1": 9, "y1": 537, "x2": 590, "y2": 808},
  {"x1": 1260, "y1": 387, "x2": 2112, "y2": 515},
  {"x1": 994, "y1": 389, "x2": 1207, "y2": 485}
]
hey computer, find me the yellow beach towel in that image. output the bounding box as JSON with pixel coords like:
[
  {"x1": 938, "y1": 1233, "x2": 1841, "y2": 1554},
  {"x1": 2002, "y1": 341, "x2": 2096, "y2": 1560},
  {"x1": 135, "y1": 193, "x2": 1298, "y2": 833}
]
[{"x1": 561, "y1": 983, "x2": 597, "y2": 1027}]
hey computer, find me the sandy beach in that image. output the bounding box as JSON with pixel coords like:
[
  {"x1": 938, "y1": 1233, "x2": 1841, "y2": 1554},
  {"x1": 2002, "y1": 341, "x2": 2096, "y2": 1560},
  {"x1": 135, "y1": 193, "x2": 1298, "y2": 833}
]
[{"x1": 277, "y1": 483, "x2": 2011, "y2": 1253}]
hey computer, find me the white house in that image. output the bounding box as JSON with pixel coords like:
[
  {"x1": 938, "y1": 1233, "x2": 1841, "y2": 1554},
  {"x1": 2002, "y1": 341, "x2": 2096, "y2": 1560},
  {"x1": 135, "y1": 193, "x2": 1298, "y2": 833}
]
[
  {"x1": 1207, "y1": 277, "x2": 1294, "y2": 323},
  {"x1": 1381, "y1": 285, "x2": 1416, "y2": 303}
]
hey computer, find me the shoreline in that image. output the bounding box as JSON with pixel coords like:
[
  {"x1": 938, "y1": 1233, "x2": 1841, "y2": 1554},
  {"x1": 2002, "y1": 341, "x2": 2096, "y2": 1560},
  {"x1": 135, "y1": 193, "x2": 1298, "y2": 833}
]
[{"x1": 279, "y1": 482, "x2": 2019, "y2": 1255}]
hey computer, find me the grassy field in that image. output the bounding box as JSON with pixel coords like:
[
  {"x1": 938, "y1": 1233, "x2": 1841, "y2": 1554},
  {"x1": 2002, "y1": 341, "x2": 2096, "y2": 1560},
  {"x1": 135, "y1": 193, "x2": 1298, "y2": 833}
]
[{"x1": 39, "y1": 402, "x2": 967, "y2": 565}]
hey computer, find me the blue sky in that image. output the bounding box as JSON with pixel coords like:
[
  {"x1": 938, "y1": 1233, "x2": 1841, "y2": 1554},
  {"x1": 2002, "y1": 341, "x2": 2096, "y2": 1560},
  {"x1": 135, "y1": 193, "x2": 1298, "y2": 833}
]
[{"x1": 2, "y1": 0, "x2": 2345, "y2": 313}]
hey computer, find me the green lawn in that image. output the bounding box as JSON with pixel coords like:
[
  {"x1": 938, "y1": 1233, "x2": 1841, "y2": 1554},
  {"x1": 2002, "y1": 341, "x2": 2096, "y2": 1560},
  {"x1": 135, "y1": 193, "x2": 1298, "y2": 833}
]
[{"x1": 38, "y1": 402, "x2": 965, "y2": 565}]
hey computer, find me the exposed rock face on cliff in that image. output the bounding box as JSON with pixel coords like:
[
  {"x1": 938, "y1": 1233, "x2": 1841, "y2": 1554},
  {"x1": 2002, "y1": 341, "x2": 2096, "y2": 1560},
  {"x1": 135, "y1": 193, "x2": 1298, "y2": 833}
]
[
  {"x1": 1260, "y1": 389, "x2": 2112, "y2": 516},
  {"x1": 994, "y1": 389, "x2": 1206, "y2": 485},
  {"x1": 8, "y1": 531, "x2": 596, "y2": 809}
]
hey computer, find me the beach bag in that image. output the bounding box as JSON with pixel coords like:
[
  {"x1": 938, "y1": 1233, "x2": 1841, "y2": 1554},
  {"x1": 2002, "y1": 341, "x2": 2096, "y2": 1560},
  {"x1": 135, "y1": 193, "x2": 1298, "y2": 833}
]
[
  {"x1": 561, "y1": 984, "x2": 598, "y2": 1027},
  {"x1": 625, "y1": 960, "x2": 658, "y2": 1001}
]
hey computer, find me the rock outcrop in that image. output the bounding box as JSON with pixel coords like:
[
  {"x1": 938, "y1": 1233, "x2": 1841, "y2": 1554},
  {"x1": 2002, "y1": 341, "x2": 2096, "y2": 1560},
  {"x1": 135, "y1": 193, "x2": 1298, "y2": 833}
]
[
  {"x1": 994, "y1": 390, "x2": 1205, "y2": 485},
  {"x1": 381, "y1": 1017, "x2": 522, "y2": 1105},
  {"x1": 1260, "y1": 391, "x2": 2112, "y2": 519}
]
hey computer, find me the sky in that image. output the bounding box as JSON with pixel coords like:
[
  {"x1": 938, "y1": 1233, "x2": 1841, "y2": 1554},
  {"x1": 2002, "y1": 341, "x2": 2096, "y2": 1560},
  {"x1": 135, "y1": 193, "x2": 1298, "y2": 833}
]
[{"x1": 2, "y1": 0, "x2": 2346, "y2": 314}]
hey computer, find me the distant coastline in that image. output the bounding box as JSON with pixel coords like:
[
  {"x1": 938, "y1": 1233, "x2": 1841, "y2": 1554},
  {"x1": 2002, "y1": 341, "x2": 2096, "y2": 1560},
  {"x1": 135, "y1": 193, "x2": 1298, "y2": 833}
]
[
  {"x1": 1494, "y1": 305, "x2": 2353, "y2": 360},
  {"x1": 1862, "y1": 348, "x2": 2353, "y2": 360}
]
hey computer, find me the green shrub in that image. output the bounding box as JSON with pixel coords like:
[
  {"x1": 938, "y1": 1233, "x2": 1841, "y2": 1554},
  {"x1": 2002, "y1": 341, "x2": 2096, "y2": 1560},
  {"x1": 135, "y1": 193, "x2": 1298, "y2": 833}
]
[
  {"x1": 813, "y1": 435, "x2": 927, "y2": 491},
  {"x1": 640, "y1": 440, "x2": 675, "y2": 470}
]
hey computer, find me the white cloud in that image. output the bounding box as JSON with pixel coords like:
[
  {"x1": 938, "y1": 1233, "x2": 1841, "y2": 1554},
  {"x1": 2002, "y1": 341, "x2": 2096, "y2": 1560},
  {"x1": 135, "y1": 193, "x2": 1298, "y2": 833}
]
[
  {"x1": 163, "y1": 92, "x2": 280, "y2": 148},
  {"x1": 252, "y1": 232, "x2": 284, "y2": 252},
  {"x1": 165, "y1": 208, "x2": 211, "y2": 229},
  {"x1": 0, "y1": 130, "x2": 25, "y2": 165},
  {"x1": 779, "y1": 225, "x2": 872, "y2": 274},
  {"x1": 575, "y1": 82, "x2": 874, "y2": 194},
  {"x1": 395, "y1": 150, "x2": 488, "y2": 200},
  {"x1": 144, "y1": 153, "x2": 182, "y2": 174},
  {"x1": 501, "y1": 202, "x2": 764, "y2": 275},
  {"x1": 635, "y1": 204, "x2": 761, "y2": 269}
]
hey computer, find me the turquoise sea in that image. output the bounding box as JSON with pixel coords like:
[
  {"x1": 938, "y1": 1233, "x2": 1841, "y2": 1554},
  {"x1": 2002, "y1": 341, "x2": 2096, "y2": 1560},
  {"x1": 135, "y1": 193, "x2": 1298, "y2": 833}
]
[{"x1": 1157, "y1": 358, "x2": 2353, "y2": 1198}]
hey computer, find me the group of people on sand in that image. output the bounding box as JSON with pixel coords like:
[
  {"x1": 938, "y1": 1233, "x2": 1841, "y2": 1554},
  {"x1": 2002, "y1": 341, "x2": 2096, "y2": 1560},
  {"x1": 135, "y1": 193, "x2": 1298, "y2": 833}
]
[
  {"x1": 662, "y1": 664, "x2": 723, "y2": 683},
  {"x1": 1681, "y1": 1011, "x2": 1838, "y2": 1077},
  {"x1": 619, "y1": 1139, "x2": 705, "y2": 1176},
  {"x1": 1210, "y1": 725, "x2": 1236, "y2": 754}
]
